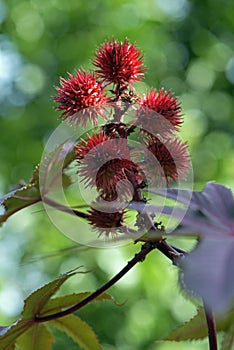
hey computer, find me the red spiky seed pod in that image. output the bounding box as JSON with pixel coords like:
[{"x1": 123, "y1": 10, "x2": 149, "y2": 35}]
[
  {"x1": 53, "y1": 69, "x2": 109, "y2": 127},
  {"x1": 142, "y1": 135, "x2": 190, "y2": 186},
  {"x1": 93, "y1": 38, "x2": 146, "y2": 86},
  {"x1": 136, "y1": 88, "x2": 183, "y2": 135},
  {"x1": 75, "y1": 130, "x2": 142, "y2": 200},
  {"x1": 87, "y1": 205, "x2": 125, "y2": 237}
]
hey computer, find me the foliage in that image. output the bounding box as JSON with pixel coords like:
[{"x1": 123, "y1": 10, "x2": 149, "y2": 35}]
[
  {"x1": 164, "y1": 308, "x2": 234, "y2": 350},
  {"x1": 1, "y1": 1, "x2": 234, "y2": 349},
  {"x1": 147, "y1": 182, "x2": 234, "y2": 314},
  {"x1": 0, "y1": 270, "x2": 113, "y2": 350}
]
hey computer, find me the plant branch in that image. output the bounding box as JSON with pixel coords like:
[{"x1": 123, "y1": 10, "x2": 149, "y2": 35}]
[
  {"x1": 43, "y1": 196, "x2": 185, "y2": 264},
  {"x1": 43, "y1": 196, "x2": 88, "y2": 219},
  {"x1": 203, "y1": 302, "x2": 218, "y2": 350},
  {"x1": 34, "y1": 241, "x2": 158, "y2": 323},
  {"x1": 154, "y1": 239, "x2": 184, "y2": 264}
]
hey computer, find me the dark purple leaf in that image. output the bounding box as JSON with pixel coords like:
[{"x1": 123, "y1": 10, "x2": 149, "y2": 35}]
[
  {"x1": 152, "y1": 182, "x2": 234, "y2": 233},
  {"x1": 148, "y1": 183, "x2": 234, "y2": 314},
  {"x1": 179, "y1": 238, "x2": 234, "y2": 314}
]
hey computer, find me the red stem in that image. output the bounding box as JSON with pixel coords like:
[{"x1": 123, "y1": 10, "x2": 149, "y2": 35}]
[
  {"x1": 204, "y1": 302, "x2": 218, "y2": 350},
  {"x1": 34, "y1": 241, "x2": 158, "y2": 322}
]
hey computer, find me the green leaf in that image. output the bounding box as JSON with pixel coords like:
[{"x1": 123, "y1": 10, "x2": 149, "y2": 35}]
[
  {"x1": 0, "y1": 182, "x2": 41, "y2": 225},
  {"x1": 163, "y1": 307, "x2": 234, "y2": 341},
  {"x1": 40, "y1": 292, "x2": 114, "y2": 316},
  {"x1": 0, "y1": 143, "x2": 75, "y2": 225},
  {"x1": 22, "y1": 270, "x2": 78, "y2": 319},
  {"x1": 0, "y1": 272, "x2": 84, "y2": 348},
  {"x1": 0, "y1": 321, "x2": 32, "y2": 350},
  {"x1": 0, "y1": 271, "x2": 97, "y2": 349},
  {"x1": 51, "y1": 314, "x2": 101, "y2": 350},
  {"x1": 16, "y1": 324, "x2": 54, "y2": 350}
]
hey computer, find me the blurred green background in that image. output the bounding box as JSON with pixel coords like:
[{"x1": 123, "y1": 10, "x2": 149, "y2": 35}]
[{"x1": 0, "y1": 0, "x2": 234, "y2": 349}]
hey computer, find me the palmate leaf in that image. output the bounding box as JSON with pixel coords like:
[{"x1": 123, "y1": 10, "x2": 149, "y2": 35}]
[
  {"x1": 40, "y1": 293, "x2": 114, "y2": 349},
  {"x1": 39, "y1": 292, "x2": 113, "y2": 350},
  {"x1": 164, "y1": 307, "x2": 234, "y2": 342},
  {"x1": 173, "y1": 183, "x2": 234, "y2": 314},
  {"x1": 22, "y1": 270, "x2": 79, "y2": 319},
  {"x1": 16, "y1": 324, "x2": 54, "y2": 350},
  {"x1": 152, "y1": 182, "x2": 234, "y2": 237},
  {"x1": 0, "y1": 270, "x2": 78, "y2": 349},
  {"x1": 40, "y1": 292, "x2": 114, "y2": 316},
  {"x1": 50, "y1": 314, "x2": 101, "y2": 350},
  {"x1": 0, "y1": 143, "x2": 75, "y2": 226},
  {"x1": 0, "y1": 179, "x2": 41, "y2": 226},
  {"x1": 0, "y1": 271, "x2": 113, "y2": 349},
  {"x1": 144, "y1": 182, "x2": 234, "y2": 314},
  {"x1": 179, "y1": 237, "x2": 234, "y2": 315}
]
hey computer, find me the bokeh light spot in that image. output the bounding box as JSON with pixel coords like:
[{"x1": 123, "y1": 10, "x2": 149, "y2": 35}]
[
  {"x1": 202, "y1": 131, "x2": 232, "y2": 159},
  {"x1": 12, "y1": 6, "x2": 44, "y2": 42},
  {"x1": 15, "y1": 64, "x2": 46, "y2": 96},
  {"x1": 186, "y1": 60, "x2": 216, "y2": 91},
  {"x1": 203, "y1": 91, "x2": 233, "y2": 121},
  {"x1": 156, "y1": 0, "x2": 190, "y2": 20},
  {"x1": 0, "y1": 286, "x2": 23, "y2": 316},
  {"x1": 164, "y1": 41, "x2": 189, "y2": 71},
  {"x1": 207, "y1": 42, "x2": 233, "y2": 72},
  {"x1": 181, "y1": 109, "x2": 207, "y2": 139},
  {"x1": 193, "y1": 149, "x2": 218, "y2": 180},
  {"x1": 0, "y1": 38, "x2": 21, "y2": 84},
  {"x1": 113, "y1": 3, "x2": 139, "y2": 29},
  {"x1": 161, "y1": 76, "x2": 186, "y2": 94}
]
